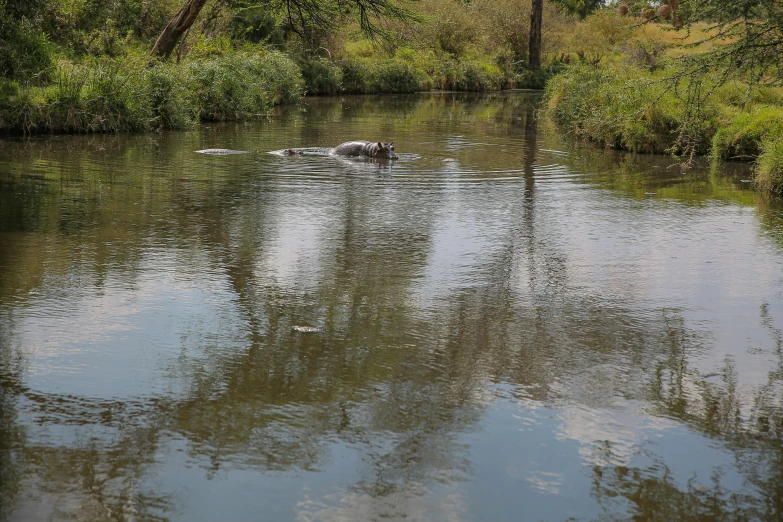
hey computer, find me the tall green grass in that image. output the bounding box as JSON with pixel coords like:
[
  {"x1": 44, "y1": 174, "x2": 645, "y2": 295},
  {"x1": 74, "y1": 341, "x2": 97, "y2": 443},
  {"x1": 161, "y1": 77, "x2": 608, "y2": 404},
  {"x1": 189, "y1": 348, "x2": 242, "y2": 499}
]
[
  {"x1": 295, "y1": 52, "x2": 531, "y2": 95},
  {"x1": 304, "y1": 57, "x2": 430, "y2": 94},
  {"x1": 147, "y1": 62, "x2": 197, "y2": 130},
  {"x1": 0, "y1": 51, "x2": 303, "y2": 134},
  {"x1": 711, "y1": 106, "x2": 783, "y2": 161},
  {"x1": 546, "y1": 64, "x2": 783, "y2": 193},
  {"x1": 186, "y1": 51, "x2": 302, "y2": 120},
  {"x1": 756, "y1": 138, "x2": 783, "y2": 195},
  {"x1": 430, "y1": 57, "x2": 506, "y2": 91},
  {"x1": 545, "y1": 65, "x2": 722, "y2": 155},
  {"x1": 2, "y1": 61, "x2": 155, "y2": 133},
  {"x1": 297, "y1": 57, "x2": 344, "y2": 95}
]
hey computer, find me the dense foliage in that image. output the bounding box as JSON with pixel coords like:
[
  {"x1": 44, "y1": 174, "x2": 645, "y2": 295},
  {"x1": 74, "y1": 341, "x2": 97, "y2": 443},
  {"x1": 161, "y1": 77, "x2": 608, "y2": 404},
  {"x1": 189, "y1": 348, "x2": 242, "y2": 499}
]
[
  {"x1": 0, "y1": 51, "x2": 303, "y2": 134},
  {"x1": 0, "y1": 0, "x2": 576, "y2": 136},
  {"x1": 542, "y1": 0, "x2": 783, "y2": 193},
  {"x1": 550, "y1": 0, "x2": 603, "y2": 19}
]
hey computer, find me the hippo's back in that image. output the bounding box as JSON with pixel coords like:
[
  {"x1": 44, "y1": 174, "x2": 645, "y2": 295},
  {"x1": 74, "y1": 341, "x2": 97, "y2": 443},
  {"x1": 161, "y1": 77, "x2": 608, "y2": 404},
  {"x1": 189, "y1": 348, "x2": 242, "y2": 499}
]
[
  {"x1": 332, "y1": 141, "x2": 373, "y2": 156},
  {"x1": 332, "y1": 141, "x2": 397, "y2": 159}
]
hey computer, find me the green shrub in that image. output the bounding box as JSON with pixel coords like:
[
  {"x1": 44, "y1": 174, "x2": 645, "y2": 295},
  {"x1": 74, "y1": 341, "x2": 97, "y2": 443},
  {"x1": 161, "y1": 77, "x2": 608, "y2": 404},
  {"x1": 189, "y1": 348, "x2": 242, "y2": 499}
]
[
  {"x1": 545, "y1": 65, "x2": 713, "y2": 154},
  {"x1": 0, "y1": 78, "x2": 19, "y2": 99},
  {"x1": 296, "y1": 56, "x2": 343, "y2": 95},
  {"x1": 368, "y1": 60, "x2": 429, "y2": 93},
  {"x1": 230, "y1": 5, "x2": 285, "y2": 45},
  {"x1": 184, "y1": 51, "x2": 302, "y2": 120},
  {"x1": 0, "y1": 51, "x2": 302, "y2": 134},
  {"x1": 622, "y1": 39, "x2": 667, "y2": 71},
  {"x1": 41, "y1": 0, "x2": 181, "y2": 54},
  {"x1": 711, "y1": 106, "x2": 783, "y2": 160},
  {"x1": 339, "y1": 60, "x2": 370, "y2": 93},
  {"x1": 0, "y1": 27, "x2": 54, "y2": 84},
  {"x1": 338, "y1": 58, "x2": 429, "y2": 93},
  {"x1": 428, "y1": 15, "x2": 478, "y2": 56},
  {"x1": 516, "y1": 66, "x2": 557, "y2": 89},
  {"x1": 755, "y1": 137, "x2": 783, "y2": 195},
  {"x1": 147, "y1": 63, "x2": 197, "y2": 130},
  {"x1": 431, "y1": 57, "x2": 504, "y2": 91}
]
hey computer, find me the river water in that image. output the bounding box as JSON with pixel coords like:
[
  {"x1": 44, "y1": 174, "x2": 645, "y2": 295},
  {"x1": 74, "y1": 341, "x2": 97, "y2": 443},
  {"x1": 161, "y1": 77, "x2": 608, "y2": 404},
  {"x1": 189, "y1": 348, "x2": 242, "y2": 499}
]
[{"x1": 1, "y1": 92, "x2": 783, "y2": 521}]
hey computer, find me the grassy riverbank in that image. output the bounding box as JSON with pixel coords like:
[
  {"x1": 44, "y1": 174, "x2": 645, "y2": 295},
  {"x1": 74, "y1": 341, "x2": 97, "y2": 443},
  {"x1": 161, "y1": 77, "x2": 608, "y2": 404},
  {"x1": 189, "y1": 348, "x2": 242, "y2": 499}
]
[
  {"x1": 0, "y1": 49, "x2": 547, "y2": 134},
  {"x1": 0, "y1": 51, "x2": 302, "y2": 134},
  {"x1": 0, "y1": 0, "x2": 577, "y2": 135},
  {"x1": 545, "y1": 65, "x2": 783, "y2": 194},
  {"x1": 0, "y1": 1, "x2": 668, "y2": 135},
  {"x1": 541, "y1": 1, "x2": 783, "y2": 196}
]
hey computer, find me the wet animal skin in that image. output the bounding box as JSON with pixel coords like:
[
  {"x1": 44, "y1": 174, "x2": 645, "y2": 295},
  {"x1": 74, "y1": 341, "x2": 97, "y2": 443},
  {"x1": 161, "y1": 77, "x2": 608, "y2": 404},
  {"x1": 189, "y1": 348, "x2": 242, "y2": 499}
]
[
  {"x1": 197, "y1": 141, "x2": 398, "y2": 159},
  {"x1": 332, "y1": 141, "x2": 398, "y2": 159}
]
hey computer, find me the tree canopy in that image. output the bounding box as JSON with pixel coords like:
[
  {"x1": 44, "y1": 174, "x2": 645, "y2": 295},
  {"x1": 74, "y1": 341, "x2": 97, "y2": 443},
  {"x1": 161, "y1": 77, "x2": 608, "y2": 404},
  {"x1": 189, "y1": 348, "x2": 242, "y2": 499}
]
[
  {"x1": 551, "y1": 0, "x2": 603, "y2": 19},
  {"x1": 151, "y1": 0, "x2": 417, "y2": 58},
  {"x1": 677, "y1": 0, "x2": 783, "y2": 85}
]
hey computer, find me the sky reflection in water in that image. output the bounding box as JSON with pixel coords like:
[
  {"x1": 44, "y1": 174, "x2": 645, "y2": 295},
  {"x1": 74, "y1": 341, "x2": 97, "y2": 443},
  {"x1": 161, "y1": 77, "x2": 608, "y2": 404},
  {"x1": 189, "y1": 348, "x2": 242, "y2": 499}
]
[{"x1": 1, "y1": 92, "x2": 783, "y2": 521}]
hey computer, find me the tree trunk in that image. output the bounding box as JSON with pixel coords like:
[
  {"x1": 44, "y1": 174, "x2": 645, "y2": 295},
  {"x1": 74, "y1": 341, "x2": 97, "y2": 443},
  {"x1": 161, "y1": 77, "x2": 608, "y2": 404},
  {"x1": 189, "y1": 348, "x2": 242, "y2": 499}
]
[
  {"x1": 528, "y1": 0, "x2": 543, "y2": 70},
  {"x1": 150, "y1": 0, "x2": 208, "y2": 59}
]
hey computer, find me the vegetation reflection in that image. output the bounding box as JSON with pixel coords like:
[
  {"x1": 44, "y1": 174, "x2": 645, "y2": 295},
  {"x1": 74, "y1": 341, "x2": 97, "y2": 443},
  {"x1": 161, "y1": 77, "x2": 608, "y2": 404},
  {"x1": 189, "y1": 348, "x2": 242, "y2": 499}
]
[{"x1": 0, "y1": 93, "x2": 781, "y2": 521}]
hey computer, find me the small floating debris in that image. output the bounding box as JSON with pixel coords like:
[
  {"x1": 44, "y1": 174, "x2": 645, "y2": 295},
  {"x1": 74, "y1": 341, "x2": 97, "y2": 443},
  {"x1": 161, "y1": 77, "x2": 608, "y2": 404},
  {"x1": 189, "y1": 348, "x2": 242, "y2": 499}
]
[
  {"x1": 644, "y1": 192, "x2": 657, "y2": 195},
  {"x1": 740, "y1": 179, "x2": 753, "y2": 183},
  {"x1": 291, "y1": 325, "x2": 321, "y2": 333},
  {"x1": 195, "y1": 149, "x2": 249, "y2": 155}
]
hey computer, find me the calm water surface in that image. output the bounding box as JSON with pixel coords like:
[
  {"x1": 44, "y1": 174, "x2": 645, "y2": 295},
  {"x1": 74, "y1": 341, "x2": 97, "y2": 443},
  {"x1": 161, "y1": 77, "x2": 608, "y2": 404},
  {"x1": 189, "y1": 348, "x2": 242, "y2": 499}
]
[{"x1": 1, "y1": 92, "x2": 783, "y2": 521}]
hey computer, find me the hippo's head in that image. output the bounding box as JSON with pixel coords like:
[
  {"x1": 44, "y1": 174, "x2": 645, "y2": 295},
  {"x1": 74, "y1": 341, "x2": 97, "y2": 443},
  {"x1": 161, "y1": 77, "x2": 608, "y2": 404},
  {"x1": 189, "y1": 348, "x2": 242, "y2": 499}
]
[{"x1": 373, "y1": 142, "x2": 398, "y2": 160}]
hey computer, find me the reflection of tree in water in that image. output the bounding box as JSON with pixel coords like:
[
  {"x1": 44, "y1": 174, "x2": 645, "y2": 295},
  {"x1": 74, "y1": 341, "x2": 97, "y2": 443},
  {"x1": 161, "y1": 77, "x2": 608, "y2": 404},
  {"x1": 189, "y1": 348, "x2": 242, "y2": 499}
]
[
  {"x1": 0, "y1": 391, "x2": 177, "y2": 519},
  {"x1": 0, "y1": 97, "x2": 674, "y2": 519},
  {"x1": 592, "y1": 460, "x2": 755, "y2": 521},
  {"x1": 590, "y1": 307, "x2": 783, "y2": 521},
  {"x1": 2, "y1": 94, "x2": 783, "y2": 520},
  {"x1": 164, "y1": 162, "x2": 480, "y2": 499},
  {"x1": 0, "y1": 315, "x2": 25, "y2": 521},
  {"x1": 757, "y1": 195, "x2": 783, "y2": 250},
  {"x1": 0, "y1": 97, "x2": 604, "y2": 518}
]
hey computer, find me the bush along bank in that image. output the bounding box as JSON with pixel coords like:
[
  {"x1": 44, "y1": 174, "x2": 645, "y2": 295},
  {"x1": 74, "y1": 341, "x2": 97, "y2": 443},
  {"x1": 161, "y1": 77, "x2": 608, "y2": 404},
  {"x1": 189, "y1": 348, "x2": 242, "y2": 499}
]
[
  {"x1": 295, "y1": 53, "x2": 555, "y2": 96},
  {"x1": 0, "y1": 51, "x2": 304, "y2": 134},
  {"x1": 711, "y1": 106, "x2": 783, "y2": 194},
  {"x1": 545, "y1": 65, "x2": 783, "y2": 195},
  {"x1": 0, "y1": 49, "x2": 559, "y2": 135}
]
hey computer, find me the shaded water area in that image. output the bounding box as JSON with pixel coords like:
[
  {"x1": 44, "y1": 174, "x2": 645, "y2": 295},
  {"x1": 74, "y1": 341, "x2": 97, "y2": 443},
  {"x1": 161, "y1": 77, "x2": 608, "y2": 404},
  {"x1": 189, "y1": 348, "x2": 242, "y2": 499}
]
[{"x1": 1, "y1": 91, "x2": 783, "y2": 521}]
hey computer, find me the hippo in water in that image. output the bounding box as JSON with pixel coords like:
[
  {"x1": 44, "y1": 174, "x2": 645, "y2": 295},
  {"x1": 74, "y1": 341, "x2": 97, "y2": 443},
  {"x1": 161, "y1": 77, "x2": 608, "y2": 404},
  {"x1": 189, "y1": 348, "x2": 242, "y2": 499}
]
[{"x1": 332, "y1": 141, "x2": 398, "y2": 160}]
